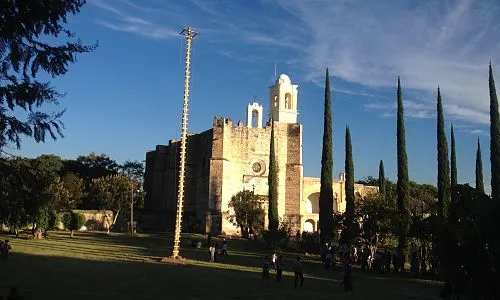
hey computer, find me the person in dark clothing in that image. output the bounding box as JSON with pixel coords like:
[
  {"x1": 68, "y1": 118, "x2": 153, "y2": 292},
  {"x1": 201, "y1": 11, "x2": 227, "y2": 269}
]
[
  {"x1": 341, "y1": 258, "x2": 353, "y2": 292},
  {"x1": 384, "y1": 250, "x2": 391, "y2": 272},
  {"x1": 293, "y1": 256, "x2": 304, "y2": 289},
  {"x1": 276, "y1": 255, "x2": 283, "y2": 282},
  {"x1": 262, "y1": 256, "x2": 271, "y2": 285},
  {"x1": 1, "y1": 240, "x2": 11, "y2": 261},
  {"x1": 7, "y1": 286, "x2": 24, "y2": 300}
]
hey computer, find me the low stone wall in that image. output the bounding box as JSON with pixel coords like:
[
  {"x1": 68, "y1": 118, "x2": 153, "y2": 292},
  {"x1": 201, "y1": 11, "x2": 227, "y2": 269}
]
[{"x1": 72, "y1": 210, "x2": 114, "y2": 231}]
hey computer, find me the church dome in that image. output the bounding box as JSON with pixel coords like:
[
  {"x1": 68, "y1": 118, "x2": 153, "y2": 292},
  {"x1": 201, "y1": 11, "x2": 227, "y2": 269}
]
[{"x1": 276, "y1": 74, "x2": 291, "y2": 84}]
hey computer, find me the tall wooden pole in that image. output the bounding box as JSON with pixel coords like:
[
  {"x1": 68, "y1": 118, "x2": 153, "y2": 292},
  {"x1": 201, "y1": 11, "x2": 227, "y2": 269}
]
[{"x1": 171, "y1": 27, "x2": 197, "y2": 259}]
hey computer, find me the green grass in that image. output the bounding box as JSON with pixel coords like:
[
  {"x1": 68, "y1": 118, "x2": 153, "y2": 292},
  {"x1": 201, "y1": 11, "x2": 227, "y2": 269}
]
[{"x1": 0, "y1": 231, "x2": 443, "y2": 299}]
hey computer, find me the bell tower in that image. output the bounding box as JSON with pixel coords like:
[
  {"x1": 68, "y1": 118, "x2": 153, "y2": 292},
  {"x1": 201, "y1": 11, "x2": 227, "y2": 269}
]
[{"x1": 269, "y1": 74, "x2": 298, "y2": 123}]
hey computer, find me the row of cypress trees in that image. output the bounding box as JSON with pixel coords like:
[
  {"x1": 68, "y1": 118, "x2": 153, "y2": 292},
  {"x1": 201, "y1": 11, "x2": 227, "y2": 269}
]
[
  {"x1": 316, "y1": 64, "x2": 498, "y2": 251},
  {"x1": 269, "y1": 64, "x2": 498, "y2": 254}
]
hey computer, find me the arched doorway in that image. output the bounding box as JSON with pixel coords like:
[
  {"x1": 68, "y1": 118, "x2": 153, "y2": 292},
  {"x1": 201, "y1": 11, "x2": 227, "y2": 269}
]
[
  {"x1": 304, "y1": 219, "x2": 315, "y2": 232},
  {"x1": 306, "y1": 193, "x2": 320, "y2": 213}
]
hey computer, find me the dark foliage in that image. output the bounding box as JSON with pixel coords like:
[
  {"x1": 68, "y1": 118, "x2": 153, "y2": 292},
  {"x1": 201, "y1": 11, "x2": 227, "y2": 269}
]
[
  {"x1": 319, "y1": 68, "x2": 334, "y2": 243},
  {"x1": 0, "y1": 0, "x2": 95, "y2": 149}
]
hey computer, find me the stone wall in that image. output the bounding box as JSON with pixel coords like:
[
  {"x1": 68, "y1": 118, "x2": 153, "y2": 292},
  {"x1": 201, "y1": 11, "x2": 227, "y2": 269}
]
[
  {"x1": 144, "y1": 129, "x2": 213, "y2": 231},
  {"x1": 71, "y1": 210, "x2": 114, "y2": 231},
  {"x1": 210, "y1": 118, "x2": 303, "y2": 235}
]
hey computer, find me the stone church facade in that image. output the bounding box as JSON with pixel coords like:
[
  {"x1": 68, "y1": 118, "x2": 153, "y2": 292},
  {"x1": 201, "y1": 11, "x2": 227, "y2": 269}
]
[{"x1": 144, "y1": 74, "x2": 377, "y2": 235}]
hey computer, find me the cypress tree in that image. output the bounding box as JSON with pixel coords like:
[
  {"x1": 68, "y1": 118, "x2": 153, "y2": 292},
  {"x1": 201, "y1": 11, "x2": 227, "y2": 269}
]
[
  {"x1": 267, "y1": 121, "x2": 279, "y2": 232},
  {"x1": 319, "y1": 68, "x2": 334, "y2": 242},
  {"x1": 378, "y1": 160, "x2": 386, "y2": 202},
  {"x1": 450, "y1": 124, "x2": 457, "y2": 188},
  {"x1": 396, "y1": 77, "x2": 410, "y2": 250},
  {"x1": 437, "y1": 87, "x2": 451, "y2": 219},
  {"x1": 490, "y1": 63, "x2": 500, "y2": 202},
  {"x1": 450, "y1": 124, "x2": 458, "y2": 204},
  {"x1": 476, "y1": 138, "x2": 485, "y2": 194},
  {"x1": 343, "y1": 126, "x2": 355, "y2": 245}
]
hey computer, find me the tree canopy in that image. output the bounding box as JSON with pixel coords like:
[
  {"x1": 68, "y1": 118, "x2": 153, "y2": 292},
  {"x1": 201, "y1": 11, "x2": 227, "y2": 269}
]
[{"x1": 0, "y1": 0, "x2": 95, "y2": 149}]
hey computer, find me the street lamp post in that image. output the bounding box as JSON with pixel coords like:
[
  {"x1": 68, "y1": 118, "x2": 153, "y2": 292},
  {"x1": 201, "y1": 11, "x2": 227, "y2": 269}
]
[{"x1": 130, "y1": 186, "x2": 140, "y2": 235}]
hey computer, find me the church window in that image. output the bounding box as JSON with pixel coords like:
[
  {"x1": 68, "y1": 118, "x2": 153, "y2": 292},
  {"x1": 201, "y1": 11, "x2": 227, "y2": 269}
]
[
  {"x1": 274, "y1": 95, "x2": 278, "y2": 107},
  {"x1": 251, "y1": 110, "x2": 259, "y2": 128},
  {"x1": 285, "y1": 93, "x2": 292, "y2": 109},
  {"x1": 252, "y1": 162, "x2": 262, "y2": 173}
]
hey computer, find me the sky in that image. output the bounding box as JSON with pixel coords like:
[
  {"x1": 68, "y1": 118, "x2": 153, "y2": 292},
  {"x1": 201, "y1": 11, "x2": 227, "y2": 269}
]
[{"x1": 7, "y1": 0, "x2": 500, "y2": 193}]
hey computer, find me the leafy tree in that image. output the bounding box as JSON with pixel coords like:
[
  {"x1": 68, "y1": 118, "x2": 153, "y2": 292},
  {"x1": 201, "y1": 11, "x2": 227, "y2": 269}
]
[
  {"x1": 0, "y1": 158, "x2": 31, "y2": 236},
  {"x1": 341, "y1": 126, "x2": 355, "y2": 245},
  {"x1": 396, "y1": 77, "x2": 410, "y2": 250},
  {"x1": 490, "y1": 63, "x2": 500, "y2": 202},
  {"x1": 62, "y1": 211, "x2": 85, "y2": 237},
  {"x1": 47, "y1": 177, "x2": 71, "y2": 210},
  {"x1": 319, "y1": 68, "x2": 334, "y2": 243},
  {"x1": 26, "y1": 155, "x2": 64, "y2": 233},
  {"x1": 61, "y1": 173, "x2": 84, "y2": 209},
  {"x1": 356, "y1": 176, "x2": 378, "y2": 186},
  {"x1": 267, "y1": 121, "x2": 279, "y2": 232},
  {"x1": 355, "y1": 193, "x2": 395, "y2": 250},
  {"x1": 408, "y1": 182, "x2": 437, "y2": 217},
  {"x1": 225, "y1": 190, "x2": 265, "y2": 238},
  {"x1": 443, "y1": 184, "x2": 500, "y2": 299},
  {"x1": 91, "y1": 174, "x2": 134, "y2": 233},
  {"x1": 120, "y1": 160, "x2": 144, "y2": 180},
  {"x1": 476, "y1": 138, "x2": 484, "y2": 194},
  {"x1": 378, "y1": 160, "x2": 386, "y2": 202},
  {"x1": 0, "y1": 0, "x2": 95, "y2": 149},
  {"x1": 76, "y1": 152, "x2": 118, "y2": 179},
  {"x1": 437, "y1": 87, "x2": 451, "y2": 219}
]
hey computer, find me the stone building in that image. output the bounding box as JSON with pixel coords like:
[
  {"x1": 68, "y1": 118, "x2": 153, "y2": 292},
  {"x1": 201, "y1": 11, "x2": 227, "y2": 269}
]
[{"x1": 143, "y1": 74, "x2": 377, "y2": 235}]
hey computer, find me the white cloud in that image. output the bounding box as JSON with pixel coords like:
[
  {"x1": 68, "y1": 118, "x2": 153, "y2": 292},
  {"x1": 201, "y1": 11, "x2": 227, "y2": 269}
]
[
  {"x1": 90, "y1": 0, "x2": 179, "y2": 40},
  {"x1": 89, "y1": 0, "x2": 500, "y2": 125},
  {"x1": 271, "y1": 0, "x2": 500, "y2": 124},
  {"x1": 365, "y1": 100, "x2": 435, "y2": 119}
]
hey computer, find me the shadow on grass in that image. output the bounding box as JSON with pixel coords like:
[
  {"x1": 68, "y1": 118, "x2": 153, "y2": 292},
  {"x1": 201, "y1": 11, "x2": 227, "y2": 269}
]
[
  {"x1": 0, "y1": 251, "x2": 443, "y2": 300},
  {"x1": 0, "y1": 232, "x2": 443, "y2": 300}
]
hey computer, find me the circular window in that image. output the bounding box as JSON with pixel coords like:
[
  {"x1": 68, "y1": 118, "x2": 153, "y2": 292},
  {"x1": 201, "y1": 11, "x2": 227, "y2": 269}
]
[{"x1": 252, "y1": 162, "x2": 262, "y2": 173}]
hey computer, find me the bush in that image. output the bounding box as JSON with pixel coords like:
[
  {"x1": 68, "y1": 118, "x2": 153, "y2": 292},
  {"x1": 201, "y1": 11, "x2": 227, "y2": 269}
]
[{"x1": 62, "y1": 211, "x2": 85, "y2": 237}]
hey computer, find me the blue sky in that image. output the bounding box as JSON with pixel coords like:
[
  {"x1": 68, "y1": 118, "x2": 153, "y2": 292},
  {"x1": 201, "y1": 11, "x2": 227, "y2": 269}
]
[{"x1": 8, "y1": 0, "x2": 500, "y2": 193}]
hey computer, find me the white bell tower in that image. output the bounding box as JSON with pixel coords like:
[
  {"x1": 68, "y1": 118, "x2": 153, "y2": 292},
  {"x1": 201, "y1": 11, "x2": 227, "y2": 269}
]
[{"x1": 269, "y1": 74, "x2": 298, "y2": 123}]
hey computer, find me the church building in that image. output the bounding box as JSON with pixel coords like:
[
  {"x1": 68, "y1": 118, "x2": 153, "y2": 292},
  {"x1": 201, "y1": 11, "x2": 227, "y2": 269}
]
[{"x1": 143, "y1": 74, "x2": 377, "y2": 235}]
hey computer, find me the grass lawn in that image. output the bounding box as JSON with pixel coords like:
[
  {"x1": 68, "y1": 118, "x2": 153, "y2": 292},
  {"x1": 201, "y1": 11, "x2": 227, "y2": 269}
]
[{"x1": 0, "y1": 231, "x2": 443, "y2": 299}]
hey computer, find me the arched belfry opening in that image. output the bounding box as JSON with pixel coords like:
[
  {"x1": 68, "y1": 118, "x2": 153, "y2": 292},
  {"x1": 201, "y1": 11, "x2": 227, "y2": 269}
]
[
  {"x1": 246, "y1": 102, "x2": 263, "y2": 128},
  {"x1": 269, "y1": 74, "x2": 298, "y2": 123}
]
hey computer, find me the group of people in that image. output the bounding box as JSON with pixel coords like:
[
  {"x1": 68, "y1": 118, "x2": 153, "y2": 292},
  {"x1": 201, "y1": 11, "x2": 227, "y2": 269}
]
[
  {"x1": 321, "y1": 241, "x2": 435, "y2": 279},
  {"x1": 207, "y1": 240, "x2": 229, "y2": 262},
  {"x1": 262, "y1": 251, "x2": 304, "y2": 289},
  {"x1": 0, "y1": 240, "x2": 11, "y2": 261}
]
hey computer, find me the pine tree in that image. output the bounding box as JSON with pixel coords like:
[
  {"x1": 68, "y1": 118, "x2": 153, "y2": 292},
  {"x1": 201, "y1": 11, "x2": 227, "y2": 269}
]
[
  {"x1": 476, "y1": 138, "x2": 485, "y2": 194},
  {"x1": 319, "y1": 68, "x2": 334, "y2": 242},
  {"x1": 0, "y1": 0, "x2": 95, "y2": 149},
  {"x1": 378, "y1": 160, "x2": 386, "y2": 202},
  {"x1": 437, "y1": 87, "x2": 451, "y2": 219},
  {"x1": 490, "y1": 63, "x2": 500, "y2": 202},
  {"x1": 396, "y1": 77, "x2": 410, "y2": 250},
  {"x1": 267, "y1": 121, "x2": 279, "y2": 232},
  {"x1": 343, "y1": 126, "x2": 355, "y2": 245}
]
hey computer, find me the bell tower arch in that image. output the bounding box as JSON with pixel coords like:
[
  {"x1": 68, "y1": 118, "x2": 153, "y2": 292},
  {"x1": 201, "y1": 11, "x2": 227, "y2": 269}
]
[
  {"x1": 269, "y1": 74, "x2": 298, "y2": 123},
  {"x1": 246, "y1": 102, "x2": 263, "y2": 128}
]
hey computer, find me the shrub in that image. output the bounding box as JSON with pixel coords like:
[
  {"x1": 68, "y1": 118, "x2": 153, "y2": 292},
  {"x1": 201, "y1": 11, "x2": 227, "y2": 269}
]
[{"x1": 62, "y1": 211, "x2": 85, "y2": 237}]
